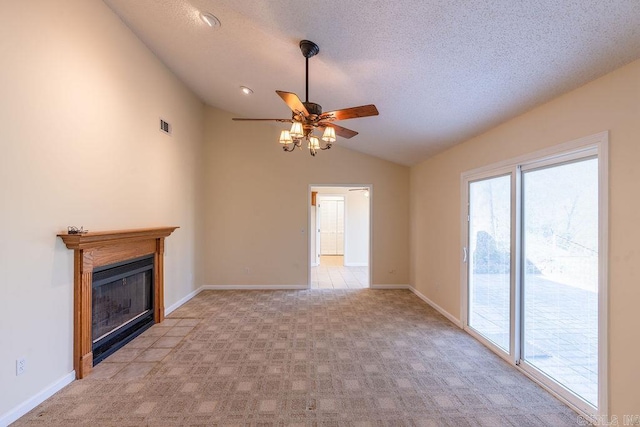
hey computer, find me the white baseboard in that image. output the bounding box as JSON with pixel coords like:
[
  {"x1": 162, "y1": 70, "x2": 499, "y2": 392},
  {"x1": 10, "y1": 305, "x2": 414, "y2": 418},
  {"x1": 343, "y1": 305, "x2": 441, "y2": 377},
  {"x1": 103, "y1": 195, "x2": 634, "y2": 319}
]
[
  {"x1": 201, "y1": 284, "x2": 308, "y2": 290},
  {"x1": 165, "y1": 287, "x2": 204, "y2": 316},
  {"x1": 369, "y1": 284, "x2": 410, "y2": 289},
  {"x1": 344, "y1": 263, "x2": 368, "y2": 267},
  {"x1": 0, "y1": 371, "x2": 75, "y2": 427},
  {"x1": 408, "y1": 286, "x2": 462, "y2": 328}
]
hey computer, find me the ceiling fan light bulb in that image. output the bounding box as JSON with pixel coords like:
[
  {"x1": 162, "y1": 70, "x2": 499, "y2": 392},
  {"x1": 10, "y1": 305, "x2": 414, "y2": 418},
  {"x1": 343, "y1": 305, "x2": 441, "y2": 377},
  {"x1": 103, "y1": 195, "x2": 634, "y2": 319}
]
[
  {"x1": 279, "y1": 130, "x2": 293, "y2": 144},
  {"x1": 290, "y1": 122, "x2": 303, "y2": 138},
  {"x1": 322, "y1": 127, "x2": 336, "y2": 143},
  {"x1": 309, "y1": 136, "x2": 320, "y2": 150}
]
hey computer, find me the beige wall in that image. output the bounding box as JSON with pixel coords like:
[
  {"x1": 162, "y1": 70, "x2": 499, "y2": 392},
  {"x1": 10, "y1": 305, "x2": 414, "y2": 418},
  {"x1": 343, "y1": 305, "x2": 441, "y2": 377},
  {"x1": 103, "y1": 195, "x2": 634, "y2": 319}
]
[
  {"x1": 3, "y1": 0, "x2": 636, "y2": 420},
  {"x1": 410, "y1": 59, "x2": 640, "y2": 416},
  {"x1": 199, "y1": 107, "x2": 410, "y2": 287},
  {"x1": 0, "y1": 0, "x2": 204, "y2": 418}
]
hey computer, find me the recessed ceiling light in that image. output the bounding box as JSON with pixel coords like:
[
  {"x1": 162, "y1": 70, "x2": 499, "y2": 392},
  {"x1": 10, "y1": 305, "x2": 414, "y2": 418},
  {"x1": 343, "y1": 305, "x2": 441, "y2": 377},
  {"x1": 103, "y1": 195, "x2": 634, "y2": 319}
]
[
  {"x1": 200, "y1": 12, "x2": 221, "y2": 29},
  {"x1": 240, "y1": 86, "x2": 253, "y2": 95}
]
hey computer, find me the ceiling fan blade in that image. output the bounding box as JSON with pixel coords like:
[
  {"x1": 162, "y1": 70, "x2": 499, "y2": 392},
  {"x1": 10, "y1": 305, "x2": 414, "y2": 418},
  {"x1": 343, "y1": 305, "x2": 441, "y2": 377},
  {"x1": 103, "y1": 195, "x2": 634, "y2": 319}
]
[
  {"x1": 232, "y1": 118, "x2": 293, "y2": 123},
  {"x1": 321, "y1": 104, "x2": 379, "y2": 121},
  {"x1": 276, "y1": 91, "x2": 309, "y2": 117},
  {"x1": 321, "y1": 123, "x2": 359, "y2": 139}
]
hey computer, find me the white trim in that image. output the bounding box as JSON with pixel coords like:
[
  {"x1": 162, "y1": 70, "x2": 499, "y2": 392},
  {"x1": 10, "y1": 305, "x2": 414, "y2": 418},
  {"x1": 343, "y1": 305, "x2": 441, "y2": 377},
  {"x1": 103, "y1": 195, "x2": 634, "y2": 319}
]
[
  {"x1": 459, "y1": 174, "x2": 469, "y2": 328},
  {"x1": 0, "y1": 371, "x2": 75, "y2": 427},
  {"x1": 518, "y1": 360, "x2": 597, "y2": 418},
  {"x1": 164, "y1": 287, "x2": 204, "y2": 316},
  {"x1": 344, "y1": 263, "x2": 368, "y2": 267},
  {"x1": 516, "y1": 362, "x2": 598, "y2": 422},
  {"x1": 368, "y1": 186, "x2": 374, "y2": 289},
  {"x1": 461, "y1": 131, "x2": 607, "y2": 178},
  {"x1": 370, "y1": 284, "x2": 409, "y2": 289},
  {"x1": 513, "y1": 167, "x2": 522, "y2": 365},
  {"x1": 201, "y1": 284, "x2": 308, "y2": 290},
  {"x1": 408, "y1": 286, "x2": 463, "y2": 328},
  {"x1": 597, "y1": 134, "x2": 609, "y2": 417},
  {"x1": 460, "y1": 167, "x2": 514, "y2": 333},
  {"x1": 308, "y1": 189, "x2": 313, "y2": 290},
  {"x1": 309, "y1": 184, "x2": 373, "y2": 289},
  {"x1": 465, "y1": 326, "x2": 513, "y2": 363},
  {"x1": 519, "y1": 147, "x2": 597, "y2": 172}
]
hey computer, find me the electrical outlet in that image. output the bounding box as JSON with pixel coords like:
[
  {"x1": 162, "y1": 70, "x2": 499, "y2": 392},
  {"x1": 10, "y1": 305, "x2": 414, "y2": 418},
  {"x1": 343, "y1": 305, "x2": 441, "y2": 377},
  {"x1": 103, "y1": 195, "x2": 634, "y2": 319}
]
[{"x1": 16, "y1": 358, "x2": 26, "y2": 376}]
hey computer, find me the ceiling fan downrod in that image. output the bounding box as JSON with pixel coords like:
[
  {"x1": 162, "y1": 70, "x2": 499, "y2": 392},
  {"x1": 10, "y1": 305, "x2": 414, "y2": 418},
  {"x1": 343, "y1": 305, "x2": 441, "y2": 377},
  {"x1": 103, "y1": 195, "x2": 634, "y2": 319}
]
[{"x1": 299, "y1": 40, "x2": 319, "y2": 104}]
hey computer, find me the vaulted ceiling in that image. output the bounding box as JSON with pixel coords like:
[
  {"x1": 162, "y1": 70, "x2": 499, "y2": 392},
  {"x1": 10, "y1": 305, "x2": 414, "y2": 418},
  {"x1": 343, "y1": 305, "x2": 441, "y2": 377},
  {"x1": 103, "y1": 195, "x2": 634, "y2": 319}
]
[{"x1": 104, "y1": 0, "x2": 640, "y2": 165}]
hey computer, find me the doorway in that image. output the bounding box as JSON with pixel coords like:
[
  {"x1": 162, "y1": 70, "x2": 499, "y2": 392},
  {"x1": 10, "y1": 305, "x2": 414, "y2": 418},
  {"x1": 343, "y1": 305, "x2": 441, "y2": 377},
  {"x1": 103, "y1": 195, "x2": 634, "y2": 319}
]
[{"x1": 309, "y1": 185, "x2": 371, "y2": 289}]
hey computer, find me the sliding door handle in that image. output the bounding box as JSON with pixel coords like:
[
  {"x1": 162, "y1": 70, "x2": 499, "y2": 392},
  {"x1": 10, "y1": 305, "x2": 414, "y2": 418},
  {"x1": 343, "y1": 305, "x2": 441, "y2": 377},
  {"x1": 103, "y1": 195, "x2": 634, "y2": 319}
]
[{"x1": 463, "y1": 247, "x2": 468, "y2": 263}]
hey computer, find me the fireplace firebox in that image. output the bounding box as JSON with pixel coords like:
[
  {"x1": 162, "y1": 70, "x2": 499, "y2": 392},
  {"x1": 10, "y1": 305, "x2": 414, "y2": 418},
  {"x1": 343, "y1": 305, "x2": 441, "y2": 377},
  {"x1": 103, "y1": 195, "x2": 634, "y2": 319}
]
[{"x1": 92, "y1": 255, "x2": 155, "y2": 365}]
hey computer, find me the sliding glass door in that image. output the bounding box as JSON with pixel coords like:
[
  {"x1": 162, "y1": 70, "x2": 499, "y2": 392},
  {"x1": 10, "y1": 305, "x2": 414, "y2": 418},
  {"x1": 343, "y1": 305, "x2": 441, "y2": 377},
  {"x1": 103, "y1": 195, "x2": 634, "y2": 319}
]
[
  {"x1": 468, "y1": 175, "x2": 511, "y2": 353},
  {"x1": 521, "y1": 158, "x2": 599, "y2": 407},
  {"x1": 463, "y1": 137, "x2": 606, "y2": 416}
]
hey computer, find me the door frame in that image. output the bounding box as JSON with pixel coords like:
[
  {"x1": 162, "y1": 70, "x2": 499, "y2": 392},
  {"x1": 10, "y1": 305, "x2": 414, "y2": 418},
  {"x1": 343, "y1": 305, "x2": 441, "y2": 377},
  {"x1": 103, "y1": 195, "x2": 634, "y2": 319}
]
[
  {"x1": 459, "y1": 131, "x2": 608, "y2": 420},
  {"x1": 461, "y1": 167, "x2": 518, "y2": 361},
  {"x1": 308, "y1": 184, "x2": 373, "y2": 289}
]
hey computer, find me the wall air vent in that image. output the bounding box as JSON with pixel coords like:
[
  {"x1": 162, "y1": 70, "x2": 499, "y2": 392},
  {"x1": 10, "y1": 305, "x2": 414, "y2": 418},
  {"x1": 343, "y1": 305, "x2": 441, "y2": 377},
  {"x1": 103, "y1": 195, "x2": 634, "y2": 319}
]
[{"x1": 160, "y1": 118, "x2": 172, "y2": 135}]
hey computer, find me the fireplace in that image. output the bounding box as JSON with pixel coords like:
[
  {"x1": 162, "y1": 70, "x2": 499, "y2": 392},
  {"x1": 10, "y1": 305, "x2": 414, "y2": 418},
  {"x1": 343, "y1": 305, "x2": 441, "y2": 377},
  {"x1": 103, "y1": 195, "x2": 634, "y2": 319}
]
[
  {"x1": 57, "y1": 227, "x2": 178, "y2": 378},
  {"x1": 92, "y1": 255, "x2": 155, "y2": 365}
]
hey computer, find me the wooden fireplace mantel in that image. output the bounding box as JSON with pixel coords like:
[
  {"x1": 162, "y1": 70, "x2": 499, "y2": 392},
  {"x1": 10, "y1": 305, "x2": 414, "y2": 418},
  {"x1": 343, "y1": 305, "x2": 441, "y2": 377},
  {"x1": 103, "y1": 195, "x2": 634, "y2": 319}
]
[{"x1": 58, "y1": 226, "x2": 178, "y2": 379}]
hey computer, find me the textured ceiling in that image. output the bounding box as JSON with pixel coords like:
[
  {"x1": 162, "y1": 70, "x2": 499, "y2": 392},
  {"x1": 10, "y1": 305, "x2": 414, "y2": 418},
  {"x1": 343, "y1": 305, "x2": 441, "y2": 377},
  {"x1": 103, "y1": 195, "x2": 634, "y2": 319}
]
[{"x1": 103, "y1": 0, "x2": 640, "y2": 165}]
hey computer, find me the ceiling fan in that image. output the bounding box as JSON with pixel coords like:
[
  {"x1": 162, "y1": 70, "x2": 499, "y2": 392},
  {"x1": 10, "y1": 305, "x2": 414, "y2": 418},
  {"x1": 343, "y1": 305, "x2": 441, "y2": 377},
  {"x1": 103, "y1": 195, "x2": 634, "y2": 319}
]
[
  {"x1": 349, "y1": 187, "x2": 370, "y2": 197},
  {"x1": 232, "y1": 40, "x2": 379, "y2": 156}
]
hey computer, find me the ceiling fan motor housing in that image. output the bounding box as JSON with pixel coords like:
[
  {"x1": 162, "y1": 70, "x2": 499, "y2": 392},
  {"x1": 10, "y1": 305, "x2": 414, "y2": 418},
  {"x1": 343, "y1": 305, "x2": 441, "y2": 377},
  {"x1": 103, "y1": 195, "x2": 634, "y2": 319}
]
[{"x1": 303, "y1": 102, "x2": 322, "y2": 116}]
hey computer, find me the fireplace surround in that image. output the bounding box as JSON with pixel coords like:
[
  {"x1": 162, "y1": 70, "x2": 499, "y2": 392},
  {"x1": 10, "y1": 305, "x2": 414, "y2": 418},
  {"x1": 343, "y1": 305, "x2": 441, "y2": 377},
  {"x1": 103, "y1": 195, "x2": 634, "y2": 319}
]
[{"x1": 58, "y1": 227, "x2": 178, "y2": 378}]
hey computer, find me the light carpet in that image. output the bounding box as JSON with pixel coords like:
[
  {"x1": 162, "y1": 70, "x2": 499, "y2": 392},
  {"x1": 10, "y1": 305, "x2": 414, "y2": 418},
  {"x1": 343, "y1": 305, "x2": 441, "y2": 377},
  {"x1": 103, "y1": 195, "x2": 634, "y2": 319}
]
[{"x1": 12, "y1": 289, "x2": 579, "y2": 426}]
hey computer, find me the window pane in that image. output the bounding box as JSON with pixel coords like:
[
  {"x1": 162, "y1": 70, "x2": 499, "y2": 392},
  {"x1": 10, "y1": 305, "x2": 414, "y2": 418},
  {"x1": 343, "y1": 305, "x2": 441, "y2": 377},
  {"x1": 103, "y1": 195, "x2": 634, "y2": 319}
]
[
  {"x1": 468, "y1": 175, "x2": 511, "y2": 352},
  {"x1": 522, "y1": 158, "x2": 598, "y2": 406}
]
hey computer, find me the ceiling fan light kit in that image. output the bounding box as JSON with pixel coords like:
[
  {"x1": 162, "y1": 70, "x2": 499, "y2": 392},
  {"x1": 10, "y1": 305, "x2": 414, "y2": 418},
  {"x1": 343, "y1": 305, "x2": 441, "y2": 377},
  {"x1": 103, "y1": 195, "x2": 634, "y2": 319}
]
[{"x1": 232, "y1": 40, "x2": 379, "y2": 157}]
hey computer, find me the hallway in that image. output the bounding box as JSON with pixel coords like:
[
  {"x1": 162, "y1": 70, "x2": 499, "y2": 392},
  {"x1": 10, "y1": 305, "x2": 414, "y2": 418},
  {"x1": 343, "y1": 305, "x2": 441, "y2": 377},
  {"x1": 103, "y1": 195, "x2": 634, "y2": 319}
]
[{"x1": 310, "y1": 256, "x2": 369, "y2": 289}]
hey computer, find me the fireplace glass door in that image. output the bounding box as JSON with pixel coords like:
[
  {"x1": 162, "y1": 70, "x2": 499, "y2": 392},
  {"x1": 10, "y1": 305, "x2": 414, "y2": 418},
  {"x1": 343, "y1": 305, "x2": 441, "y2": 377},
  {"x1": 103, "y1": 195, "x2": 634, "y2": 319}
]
[{"x1": 92, "y1": 255, "x2": 154, "y2": 364}]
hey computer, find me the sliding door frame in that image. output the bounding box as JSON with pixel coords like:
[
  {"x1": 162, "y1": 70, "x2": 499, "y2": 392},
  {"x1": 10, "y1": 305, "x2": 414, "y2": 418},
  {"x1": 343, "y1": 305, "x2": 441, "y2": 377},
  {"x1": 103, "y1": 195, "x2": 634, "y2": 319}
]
[
  {"x1": 461, "y1": 166, "x2": 518, "y2": 362},
  {"x1": 459, "y1": 131, "x2": 608, "y2": 419}
]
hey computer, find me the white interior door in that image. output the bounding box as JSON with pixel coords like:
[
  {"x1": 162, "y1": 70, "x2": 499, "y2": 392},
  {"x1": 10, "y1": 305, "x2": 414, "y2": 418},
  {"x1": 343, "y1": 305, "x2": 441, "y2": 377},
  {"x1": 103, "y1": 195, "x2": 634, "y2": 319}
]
[
  {"x1": 315, "y1": 205, "x2": 321, "y2": 264},
  {"x1": 319, "y1": 197, "x2": 345, "y2": 256}
]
